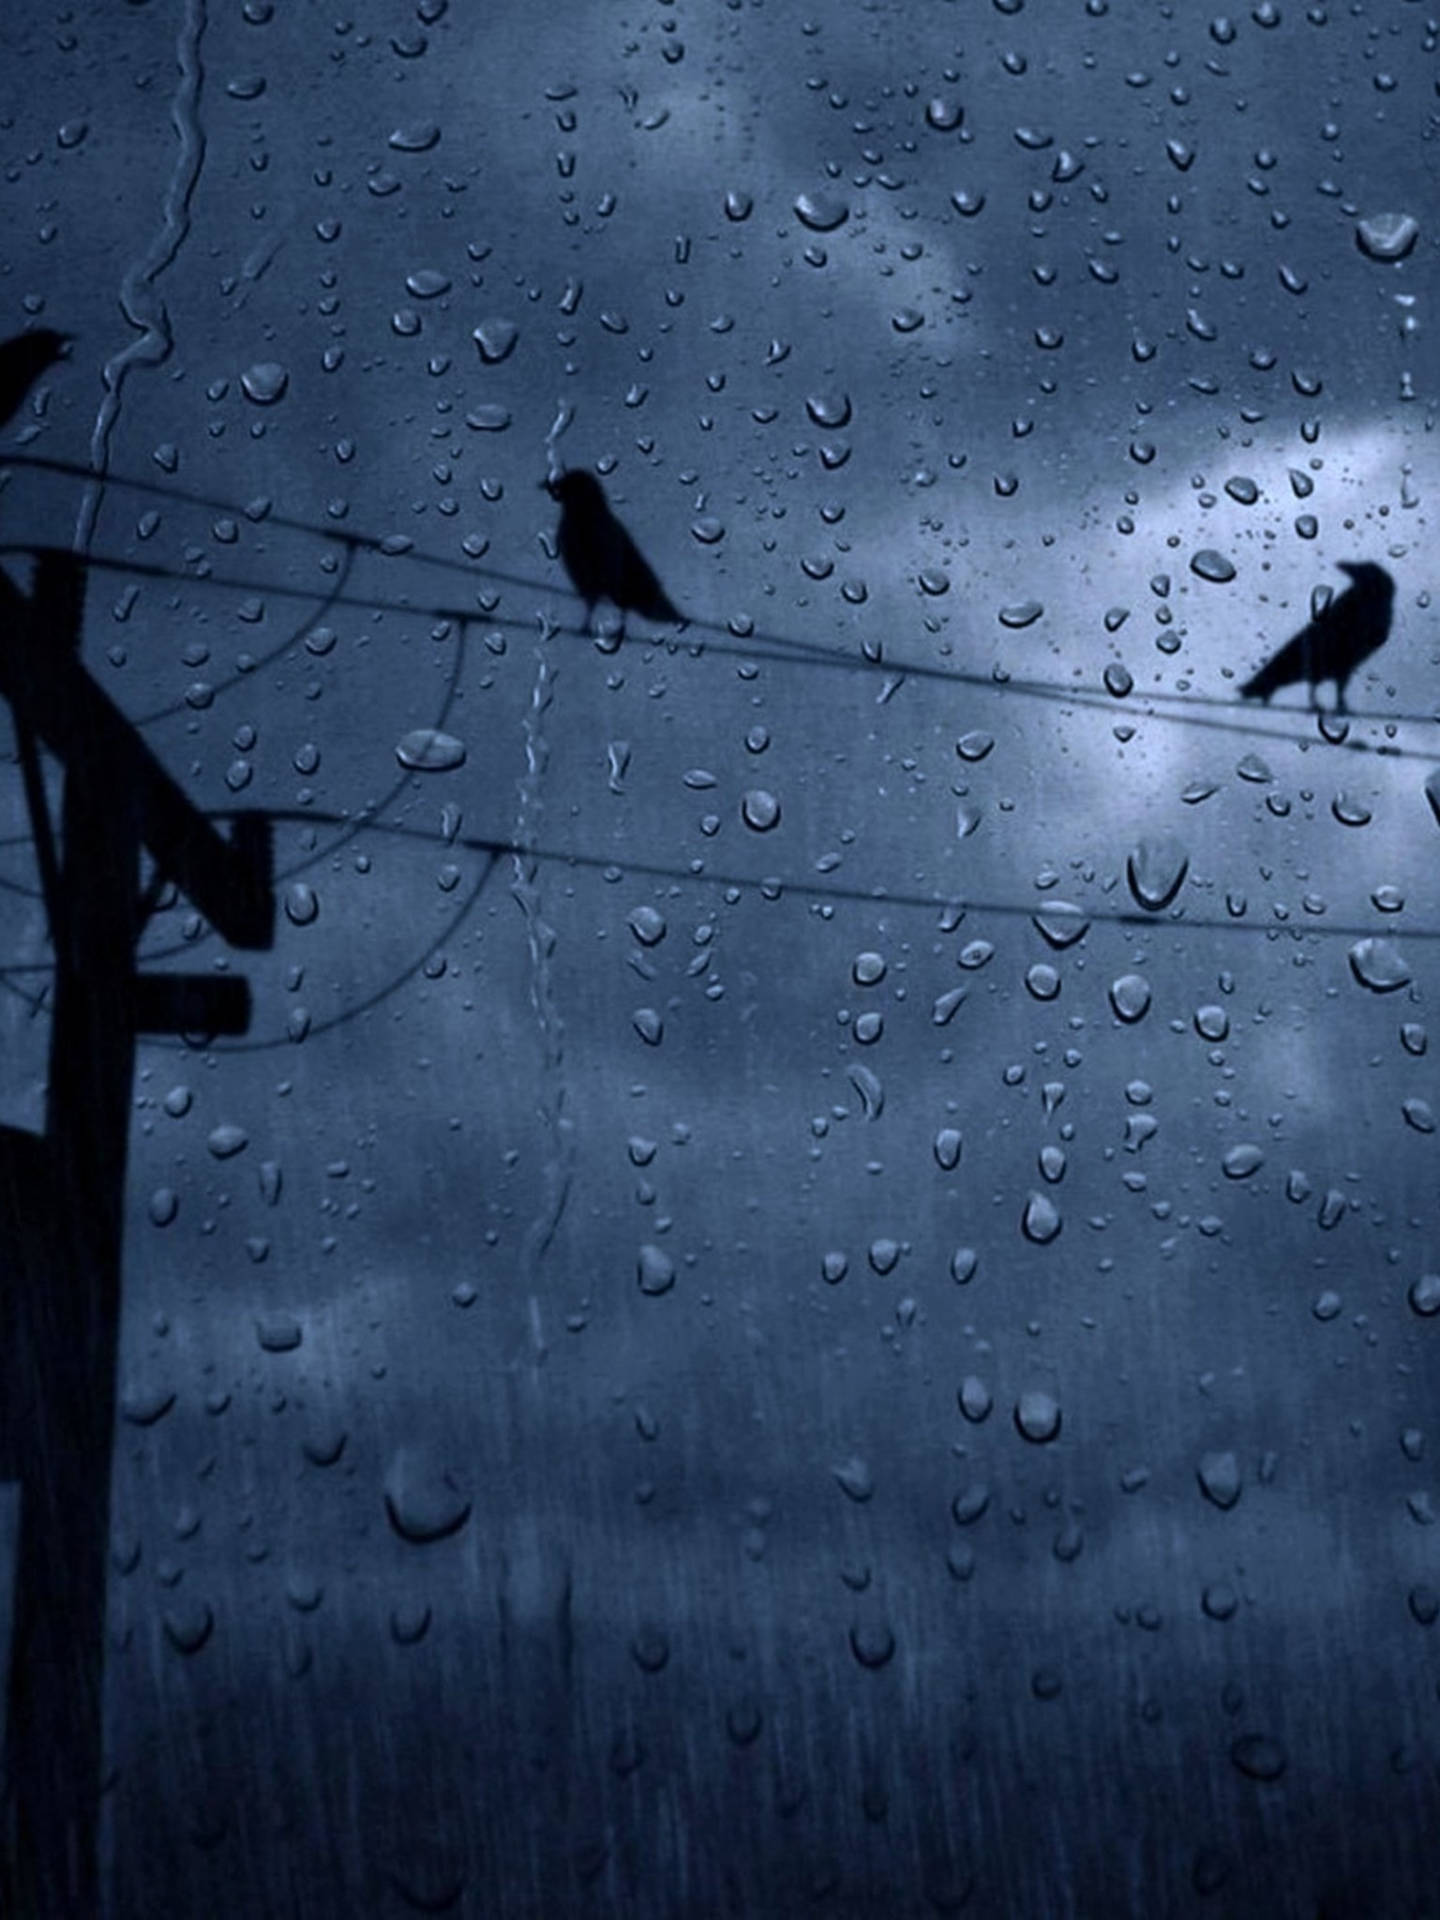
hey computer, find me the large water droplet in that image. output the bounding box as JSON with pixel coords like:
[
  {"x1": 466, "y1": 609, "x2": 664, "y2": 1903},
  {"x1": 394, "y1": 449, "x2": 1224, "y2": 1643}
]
[
  {"x1": 1127, "y1": 836, "x2": 1189, "y2": 911},
  {"x1": 794, "y1": 190, "x2": 848, "y2": 231},
  {"x1": 1356, "y1": 212, "x2": 1419, "y2": 261},
  {"x1": 1014, "y1": 1390, "x2": 1061, "y2": 1443},
  {"x1": 240, "y1": 361, "x2": 288, "y2": 404},
  {"x1": 1033, "y1": 902, "x2": 1089, "y2": 948},
  {"x1": 1021, "y1": 1192, "x2": 1062, "y2": 1244},
  {"x1": 933, "y1": 1127, "x2": 963, "y2": 1170},
  {"x1": 472, "y1": 317, "x2": 518, "y2": 363},
  {"x1": 1109, "y1": 973, "x2": 1152, "y2": 1022},
  {"x1": 834, "y1": 1456, "x2": 874, "y2": 1502},
  {"x1": 1197, "y1": 1450, "x2": 1242, "y2": 1509},
  {"x1": 384, "y1": 1449, "x2": 471, "y2": 1543},
  {"x1": 1348, "y1": 937, "x2": 1410, "y2": 992},
  {"x1": 1222, "y1": 1143, "x2": 1264, "y2": 1179},
  {"x1": 1230, "y1": 1733, "x2": 1286, "y2": 1781},
  {"x1": 958, "y1": 1376, "x2": 991, "y2": 1422},
  {"x1": 396, "y1": 728, "x2": 467, "y2": 771},
  {"x1": 637, "y1": 1244, "x2": 675, "y2": 1295}
]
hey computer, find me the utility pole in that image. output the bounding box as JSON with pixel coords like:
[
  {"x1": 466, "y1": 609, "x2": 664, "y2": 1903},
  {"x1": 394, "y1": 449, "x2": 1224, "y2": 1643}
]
[{"x1": 0, "y1": 549, "x2": 274, "y2": 1913}]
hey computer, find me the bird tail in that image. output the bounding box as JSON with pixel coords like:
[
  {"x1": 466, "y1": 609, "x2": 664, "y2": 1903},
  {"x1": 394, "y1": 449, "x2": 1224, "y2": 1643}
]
[
  {"x1": 1240, "y1": 660, "x2": 1280, "y2": 702},
  {"x1": 1240, "y1": 633, "x2": 1305, "y2": 702},
  {"x1": 634, "y1": 584, "x2": 686, "y2": 627}
]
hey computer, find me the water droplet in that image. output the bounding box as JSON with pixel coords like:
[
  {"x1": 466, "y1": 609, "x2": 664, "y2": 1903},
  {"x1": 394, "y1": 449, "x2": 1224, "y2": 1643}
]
[
  {"x1": 466, "y1": 403, "x2": 511, "y2": 432},
  {"x1": 958, "y1": 1376, "x2": 992, "y2": 1422},
  {"x1": 1014, "y1": 1390, "x2": 1062, "y2": 1443},
  {"x1": 956, "y1": 730, "x2": 994, "y2": 762},
  {"x1": 847, "y1": 1064, "x2": 884, "y2": 1120},
  {"x1": 389, "y1": 122, "x2": 440, "y2": 151},
  {"x1": 207, "y1": 1123, "x2": 248, "y2": 1159},
  {"x1": 1127, "y1": 836, "x2": 1189, "y2": 911},
  {"x1": 951, "y1": 187, "x2": 985, "y2": 216},
  {"x1": 284, "y1": 882, "x2": 318, "y2": 927},
  {"x1": 631, "y1": 1625, "x2": 670, "y2": 1673},
  {"x1": 868, "y1": 1237, "x2": 900, "y2": 1275},
  {"x1": 1109, "y1": 973, "x2": 1152, "y2": 1023},
  {"x1": 637, "y1": 1244, "x2": 675, "y2": 1295},
  {"x1": 1033, "y1": 902, "x2": 1089, "y2": 948},
  {"x1": 1409, "y1": 1274, "x2": 1440, "y2": 1317},
  {"x1": 628, "y1": 905, "x2": 666, "y2": 945},
  {"x1": 384, "y1": 1449, "x2": 470, "y2": 1544},
  {"x1": 1312, "y1": 1289, "x2": 1343, "y2": 1322},
  {"x1": 1190, "y1": 548, "x2": 1236, "y2": 583},
  {"x1": 255, "y1": 1311, "x2": 302, "y2": 1352},
  {"x1": 806, "y1": 391, "x2": 852, "y2": 429},
  {"x1": 852, "y1": 950, "x2": 885, "y2": 986},
  {"x1": 1403, "y1": 1099, "x2": 1435, "y2": 1134},
  {"x1": 1356, "y1": 213, "x2": 1419, "y2": 262},
  {"x1": 794, "y1": 189, "x2": 848, "y2": 232},
  {"x1": 951, "y1": 1483, "x2": 990, "y2": 1525},
  {"x1": 148, "y1": 1187, "x2": 178, "y2": 1226},
  {"x1": 632, "y1": 1007, "x2": 663, "y2": 1045},
  {"x1": 724, "y1": 189, "x2": 753, "y2": 221},
  {"x1": 848, "y1": 1620, "x2": 896, "y2": 1669},
  {"x1": 1202, "y1": 1582, "x2": 1238, "y2": 1621},
  {"x1": 1230, "y1": 1733, "x2": 1286, "y2": 1781},
  {"x1": 120, "y1": 1383, "x2": 176, "y2": 1427},
  {"x1": 925, "y1": 97, "x2": 964, "y2": 131},
  {"x1": 1332, "y1": 792, "x2": 1372, "y2": 827},
  {"x1": 472, "y1": 318, "x2": 518, "y2": 363},
  {"x1": 1348, "y1": 937, "x2": 1410, "y2": 993},
  {"x1": 240, "y1": 361, "x2": 288, "y2": 404},
  {"x1": 950, "y1": 1246, "x2": 978, "y2": 1284},
  {"x1": 741, "y1": 789, "x2": 780, "y2": 831},
  {"x1": 395, "y1": 727, "x2": 467, "y2": 771},
  {"x1": 1021, "y1": 1192, "x2": 1062, "y2": 1244},
  {"x1": 391, "y1": 1602, "x2": 432, "y2": 1646},
  {"x1": 934, "y1": 1127, "x2": 963, "y2": 1171},
  {"x1": 163, "y1": 1600, "x2": 214, "y2": 1656},
  {"x1": 1197, "y1": 1450, "x2": 1242, "y2": 1510},
  {"x1": 998, "y1": 599, "x2": 1044, "y2": 629},
  {"x1": 1026, "y1": 963, "x2": 1060, "y2": 1001},
  {"x1": 1195, "y1": 1005, "x2": 1229, "y2": 1041},
  {"x1": 946, "y1": 1541, "x2": 976, "y2": 1582},
  {"x1": 834, "y1": 1456, "x2": 874, "y2": 1502},
  {"x1": 1222, "y1": 1143, "x2": 1264, "y2": 1179}
]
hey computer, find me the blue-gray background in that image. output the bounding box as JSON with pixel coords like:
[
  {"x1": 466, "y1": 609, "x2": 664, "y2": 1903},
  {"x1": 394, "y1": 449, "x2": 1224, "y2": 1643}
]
[{"x1": 2, "y1": 0, "x2": 1438, "y2": 1913}]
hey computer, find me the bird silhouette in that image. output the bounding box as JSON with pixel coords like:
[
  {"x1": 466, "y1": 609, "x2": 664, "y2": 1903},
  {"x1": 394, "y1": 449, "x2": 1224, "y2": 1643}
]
[
  {"x1": 544, "y1": 469, "x2": 684, "y2": 637},
  {"x1": 1240, "y1": 561, "x2": 1394, "y2": 714},
  {"x1": 0, "y1": 329, "x2": 71, "y2": 432}
]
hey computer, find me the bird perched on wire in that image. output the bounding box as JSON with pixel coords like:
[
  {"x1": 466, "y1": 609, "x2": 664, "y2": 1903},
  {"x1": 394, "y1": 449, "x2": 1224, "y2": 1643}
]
[
  {"x1": 1240, "y1": 561, "x2": 1394, "y2": 714},
  {"x1": 543, "y1": 468, "x2": 685, "y2": 639},
  {"x1": 0, "y1": 329, "x2": 71, "y2": 433}
]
